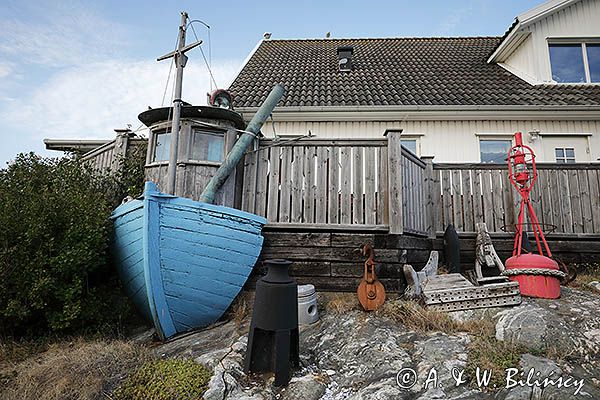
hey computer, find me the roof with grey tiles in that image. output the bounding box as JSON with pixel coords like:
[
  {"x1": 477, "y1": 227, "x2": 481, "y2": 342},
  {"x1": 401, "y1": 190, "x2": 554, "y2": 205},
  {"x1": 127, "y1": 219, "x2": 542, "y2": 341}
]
[{"x1": 228, "y1": 37, "x2": 600, "y2": 108}]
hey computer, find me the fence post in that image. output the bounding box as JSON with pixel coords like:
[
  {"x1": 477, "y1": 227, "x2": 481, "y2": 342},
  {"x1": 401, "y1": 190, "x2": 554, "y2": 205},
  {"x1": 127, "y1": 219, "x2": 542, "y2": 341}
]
[
  {"x1": 112, "y1": 129, "x2": 130, "y2": 173},
  {"x1": 386, "y1": 130, "x2": 403, "y2": 234},
  {"x1": 421, "y1": 156, "x2": 436, "y2": 238}
]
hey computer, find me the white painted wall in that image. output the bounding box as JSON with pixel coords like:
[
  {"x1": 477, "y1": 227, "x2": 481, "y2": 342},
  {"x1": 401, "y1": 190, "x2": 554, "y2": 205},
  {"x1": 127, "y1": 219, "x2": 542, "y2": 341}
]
[
  {"x1": 263, "y1": 119, "x2": 600, "y2": 163},
  {"x1": 503, "y1": 0, "x2": 600, "y2": 83}
]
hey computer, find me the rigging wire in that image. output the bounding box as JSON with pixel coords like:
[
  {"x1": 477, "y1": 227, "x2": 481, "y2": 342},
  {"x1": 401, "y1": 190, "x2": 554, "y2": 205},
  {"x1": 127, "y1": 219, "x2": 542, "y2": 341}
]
[{"x1": 188, "y1": 19, "x2": 218, "y2": 90}]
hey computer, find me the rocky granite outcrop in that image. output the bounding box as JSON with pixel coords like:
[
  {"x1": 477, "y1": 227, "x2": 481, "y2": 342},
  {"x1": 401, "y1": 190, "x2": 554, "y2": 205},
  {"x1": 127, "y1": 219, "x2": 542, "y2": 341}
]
[{"x1": 154, "y1": 287, "x2": 600, "y2": 400}]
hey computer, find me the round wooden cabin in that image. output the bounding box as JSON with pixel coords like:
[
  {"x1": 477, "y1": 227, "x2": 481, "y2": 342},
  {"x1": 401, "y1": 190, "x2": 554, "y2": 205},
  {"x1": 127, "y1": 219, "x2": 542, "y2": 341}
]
[{"x1": 138, "y1": 105, "x2": 246, "y2": 207}]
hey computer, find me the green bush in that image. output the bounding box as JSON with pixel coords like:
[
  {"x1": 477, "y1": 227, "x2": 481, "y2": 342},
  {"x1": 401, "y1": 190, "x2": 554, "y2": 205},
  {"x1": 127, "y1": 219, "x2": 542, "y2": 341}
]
[
  {"x1": 0, "y1": 153, "x2": 140, "y2": 336},
  {"x1": 114, "y1": 359, "x2": 212, "y2": 400}
]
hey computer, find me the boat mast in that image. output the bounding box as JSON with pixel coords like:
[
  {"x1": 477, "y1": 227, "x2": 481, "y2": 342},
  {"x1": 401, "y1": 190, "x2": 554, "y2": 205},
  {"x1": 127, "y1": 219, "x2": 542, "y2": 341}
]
[{"x1": 157, "y1": 11, "x2": 202, "y2": 195}]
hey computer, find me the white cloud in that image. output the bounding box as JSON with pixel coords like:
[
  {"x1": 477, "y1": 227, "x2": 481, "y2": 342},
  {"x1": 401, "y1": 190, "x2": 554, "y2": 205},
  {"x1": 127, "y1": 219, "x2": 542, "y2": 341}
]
[
  {"x1": 0, "y1": 0, "x2": 129, "y2": 68},
  {"x1": 0, "y1": 62, "x2": 13, "y2": 78},
  {"x1": 0, "y1": 57, "x2": 241, "y2": 164}
]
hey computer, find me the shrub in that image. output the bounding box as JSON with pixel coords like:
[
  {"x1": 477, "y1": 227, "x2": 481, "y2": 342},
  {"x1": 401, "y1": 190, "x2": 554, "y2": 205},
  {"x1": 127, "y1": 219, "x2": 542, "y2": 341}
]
[
  {"x1": 114, "y1": 359, "x2": 212, "y2": 400},
  {"x1": 0, "y1": 153, "x2": 135, "y2": 335}
]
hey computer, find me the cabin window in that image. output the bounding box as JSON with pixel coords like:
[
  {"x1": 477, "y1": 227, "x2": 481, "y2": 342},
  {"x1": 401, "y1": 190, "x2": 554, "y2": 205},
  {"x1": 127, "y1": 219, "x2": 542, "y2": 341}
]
[
  {"x1": 479, "y1": 140, "x2": 511, "y2": 164},
  {"x1": 152, "y1": 131, "x2": 171, "y2": 162},
  {"x1": 401, "y1": 139, "x2": 417, "y2": 155},
  {"x1": 555, "y1": 147, "x2": 576, "y2": 163},
  {"x1": 549, "y1": 42, "x2": 600, "y2": 83},
  {"x1": 190, "y1": 129, "x2": 225, "y2": 163}
]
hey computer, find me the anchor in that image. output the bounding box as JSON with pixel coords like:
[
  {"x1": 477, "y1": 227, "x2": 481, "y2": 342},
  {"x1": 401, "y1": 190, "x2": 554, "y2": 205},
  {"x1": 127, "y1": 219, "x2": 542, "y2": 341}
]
[{"x1": 357, "y1": 244, "x2": 386, "y2": 311}]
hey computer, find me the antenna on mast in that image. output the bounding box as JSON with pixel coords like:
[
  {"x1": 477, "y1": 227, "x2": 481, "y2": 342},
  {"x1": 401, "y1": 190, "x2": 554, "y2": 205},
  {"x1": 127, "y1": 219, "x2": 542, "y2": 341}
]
[{"x1": 157, "y1": 11, "x2": 202, "y2": 195}]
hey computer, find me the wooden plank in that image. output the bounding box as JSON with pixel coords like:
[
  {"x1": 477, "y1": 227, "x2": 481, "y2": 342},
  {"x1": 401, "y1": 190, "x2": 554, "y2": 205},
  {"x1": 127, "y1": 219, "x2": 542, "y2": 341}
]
[
  {"x1": 423, "y1": 158, "x2": 435, "y2": 237},
  {"x1": 254, "y1": 148, "x2": 269, "y2": 217},
  {"x1": 340, "y1": 147, "x2": 352, "y2": 225},
  {"x1": 529, "y1": 168, "x2": 543, "y2": 224},
  {"x1": 387, "y1": 132, "x2": 403, "y2": 234},
  {"x1": 352, "y1": 146, "x2": 364, "y2": 224},
  {"x1": 502, "y1": 169, "x2": 516, "y2": 230},
  {"x1": 262, "y1": 232, "x2": 330, "y2": 247},
  {"x1": 402, "y1": 156, "x2": 409, "y2": 230},
  {"x1": 538, "y1": 170, "x2": 553, "y2": 227},
  {"x1": 568, "y1": 169, "x2": 583, "y2": 233},
  {"x1": 267, "y1": 147, "x2": 281, "y2": 223},
  {"x1": 558, "y1": 169, "x2": 573, "y2": 233},
  {"x1": 548, "y1": 170, "x2": 564, "y2": 232},
  {"x1": 588, "y1": 169, "x2": 600, "y2": 233},
  {"x1": 364, "y1": 147, "x2": 377, "y2": 225},
  {"x1": 462, "y1": 169, "x2": 474, "y2": 232},
  {"x1": 241, "y1": 151, "x2": 257, "y2": 213},
  {"x1": 451, "y1": 169, "x2": 463, "y2": 231},
  {"x1": 480, "y1": 170, "x2": 494, "y2": 230},
  {"x1": 279, "y1": 147, "x2": 293, "y2": 223},
  {"x1": 328, "y1": 146, "x2": 340, "y2": 224},
  {"x1": 441, "y1": 169, "x2": 453, "y2": 229},
  {"x1": 472, "y1": 169, "x2": 484, "y2": 226},
  {"x1": 577, "y1": 169, "x2": 593, "y2": 233},
  {"x1": 315, "y1": 146, "x2": 328, "y2": 224},
  {"x1": 491, "y1": 169, "x2": 505, "y2": 232},
  {"x1": 304, "y1": 146, "x2": 315, "y2": 223},
  {"x1": 432, "y1": 168, "x2": 443, "y2": 232},
  {"x1": 377, "y1": 147, "x2": 389, "y2": 225},
  {"x1": 290, "y1": 146, "x2": 304, "y2": 223}
]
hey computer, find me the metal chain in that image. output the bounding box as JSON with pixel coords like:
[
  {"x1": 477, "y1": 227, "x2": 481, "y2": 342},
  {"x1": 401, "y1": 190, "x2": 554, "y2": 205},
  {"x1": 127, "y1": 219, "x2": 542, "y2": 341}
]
[{"x1": 502, "y1": 268, "x2": 567, "y2": 279}]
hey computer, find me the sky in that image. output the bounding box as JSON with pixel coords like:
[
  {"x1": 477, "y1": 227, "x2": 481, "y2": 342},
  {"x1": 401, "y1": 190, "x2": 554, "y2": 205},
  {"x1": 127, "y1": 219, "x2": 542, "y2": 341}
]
[{"x1": 0, "y1": 0, "x2": 543, "y2": 166}]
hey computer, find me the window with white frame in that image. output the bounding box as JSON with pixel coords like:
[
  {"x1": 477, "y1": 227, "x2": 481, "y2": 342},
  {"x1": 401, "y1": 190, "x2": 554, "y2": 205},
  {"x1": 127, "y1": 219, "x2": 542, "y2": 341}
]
[
  {"x1": 152, "y1": 130, "x2": 171, "y2": 162},
  {"x1": 401, "y1": 139, "x2": 417, "y2": 155},
  {"x1": 189, "y1": 129, "x2": 225, "y2": 163},
  {"x1": 549, "y1": 42, "x2": 600, "y2": 83},
  {"x1": 479, "y1": 139, "x2": 511, "y2": 164},
  {"x1": 555, "y1": 147, "x2": 576, "y2": 163}
]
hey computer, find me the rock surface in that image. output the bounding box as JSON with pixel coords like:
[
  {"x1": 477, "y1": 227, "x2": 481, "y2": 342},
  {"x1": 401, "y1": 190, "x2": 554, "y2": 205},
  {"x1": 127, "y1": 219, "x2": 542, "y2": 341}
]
[{"x1": 154, "y1": 287, "x2": 600, "y2": 400}]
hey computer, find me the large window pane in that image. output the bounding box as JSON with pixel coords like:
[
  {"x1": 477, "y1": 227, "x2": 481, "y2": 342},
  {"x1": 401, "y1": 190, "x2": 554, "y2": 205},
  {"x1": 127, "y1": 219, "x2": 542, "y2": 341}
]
[
  {"x1": 153, "y1": 131, "x2": 171, "y2": 162},
  {"x1": 190, "y1": 130, "x2": 224, "y2": 162},
  {"x1": 480, "y1": 140, "x2": 511, "y2": 164},
  {"x1": 549, "y1": 44, "x2": 586, "y2": 83},
  {"x1": 587, "y1": 44, "x2": 600, "y2": 83}
]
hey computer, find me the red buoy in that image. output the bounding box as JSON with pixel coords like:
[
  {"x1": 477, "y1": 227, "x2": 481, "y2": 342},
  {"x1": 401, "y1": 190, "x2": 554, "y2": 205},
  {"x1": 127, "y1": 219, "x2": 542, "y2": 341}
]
[
  {"x1": 505, "y1": 132, "x2": 564, "y2": 299},
  {"x1": 505, "y1": 254, "x2": 561, "y2": 299}
]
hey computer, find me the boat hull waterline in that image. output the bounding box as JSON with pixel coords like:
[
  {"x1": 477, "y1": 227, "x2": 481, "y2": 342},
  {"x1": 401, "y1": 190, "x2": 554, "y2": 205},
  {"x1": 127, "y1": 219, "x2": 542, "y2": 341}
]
[{"x1": 111, "y1": 181, "x2": 266, "y2": 339}]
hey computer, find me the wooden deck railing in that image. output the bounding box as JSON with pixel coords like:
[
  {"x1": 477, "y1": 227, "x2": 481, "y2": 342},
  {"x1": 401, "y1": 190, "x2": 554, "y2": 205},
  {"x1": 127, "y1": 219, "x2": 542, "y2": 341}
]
[
  {"x1": 427, "y1": 163, "x2": 600, "y2": 236},
  {"x1": 82, "y1": 131, "x2": 600, "y2": 237},
  {"x1": 240, "y1": 131, "x2": 427, "y2": 235}
]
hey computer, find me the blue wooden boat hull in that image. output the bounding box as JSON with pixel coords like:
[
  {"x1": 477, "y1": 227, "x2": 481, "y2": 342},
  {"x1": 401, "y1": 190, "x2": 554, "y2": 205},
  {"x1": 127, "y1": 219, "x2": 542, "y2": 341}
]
[{"x1": 111, "y1": 181, "x2": 266, "y2": 339}]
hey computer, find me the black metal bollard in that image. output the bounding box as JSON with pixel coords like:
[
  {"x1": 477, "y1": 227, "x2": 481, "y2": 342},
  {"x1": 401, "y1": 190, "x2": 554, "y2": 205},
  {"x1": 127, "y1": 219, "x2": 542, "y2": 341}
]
[{"x1": 244, "y1": 259, "x2": 300, "y2": 386}]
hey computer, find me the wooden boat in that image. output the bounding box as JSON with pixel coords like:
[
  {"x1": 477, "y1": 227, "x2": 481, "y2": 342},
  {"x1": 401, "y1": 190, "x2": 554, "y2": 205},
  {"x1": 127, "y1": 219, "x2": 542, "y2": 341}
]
[
  {"x1": 111, "y1": 181, "x2": 267, "y2": 339},
  {"x1": 110, "y1": 12, "x2": 283, "y2": 340}
]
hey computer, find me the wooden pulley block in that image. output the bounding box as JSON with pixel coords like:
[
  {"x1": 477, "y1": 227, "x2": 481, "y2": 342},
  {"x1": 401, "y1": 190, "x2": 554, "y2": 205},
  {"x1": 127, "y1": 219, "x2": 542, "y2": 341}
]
[{"x1": 357, "y1": 244, "x2": 386, "y2": 311}]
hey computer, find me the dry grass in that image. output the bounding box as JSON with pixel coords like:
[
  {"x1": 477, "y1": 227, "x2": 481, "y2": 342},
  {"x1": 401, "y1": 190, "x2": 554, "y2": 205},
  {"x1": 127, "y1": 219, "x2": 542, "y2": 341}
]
[
  {"x1": 376, "y1": 300, "x2": 493, "y2": 335},
  {"x1": 0, "y1": 338, "x2": 152, "y2": 400},
  {"x1": 320, "y1": 292, "x2": 361, "y2": 314},
  {"x1": 224, "y1": 291, "x2": 254, "y2": 327},
  {"x1": 567, "y1": 263, "x2": 600, "y2": 292}
]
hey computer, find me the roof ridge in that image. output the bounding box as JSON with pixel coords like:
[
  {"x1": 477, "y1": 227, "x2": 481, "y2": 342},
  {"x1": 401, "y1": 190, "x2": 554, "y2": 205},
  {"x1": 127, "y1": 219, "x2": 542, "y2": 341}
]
[{"x1": 263, "y1": 36, "x2": 503, "y2": 42}]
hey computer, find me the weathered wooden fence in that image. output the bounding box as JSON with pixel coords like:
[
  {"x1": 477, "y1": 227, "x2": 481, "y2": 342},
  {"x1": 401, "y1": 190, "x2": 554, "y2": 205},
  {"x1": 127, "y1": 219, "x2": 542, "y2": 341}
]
[
  {"x1": 240, "y1": 131, "x2": 425, "y2": 234},
  {"x1": 81, "y1": 131, "x2": 600, "y2": 237},
  {"x1": 81, "y1": 134, "x2": 146, "y2": 173},
  {"x1": 427, "y1": 162, "x2": 600, "y2": 236}
]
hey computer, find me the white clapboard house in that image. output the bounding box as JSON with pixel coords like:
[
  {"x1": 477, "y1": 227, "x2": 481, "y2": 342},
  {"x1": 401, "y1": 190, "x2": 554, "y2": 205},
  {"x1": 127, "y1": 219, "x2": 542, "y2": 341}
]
[{"x1": 227, "y1": 0, "x2": 600, "y2": 164}]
